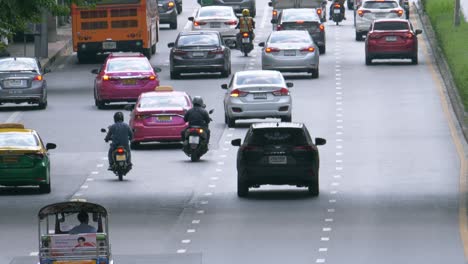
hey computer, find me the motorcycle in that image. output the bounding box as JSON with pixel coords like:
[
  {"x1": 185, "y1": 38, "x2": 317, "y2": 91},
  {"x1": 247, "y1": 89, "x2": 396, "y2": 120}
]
[
  {"x1": 182, "y1": 109, "x2": 214, "y2": 162},
  {"x1": 101, "y1": 128, "x2": 131, "y2": 181},
  {"x1": 332, "y1": 3, "x2": 344, "y2": 25},
  {"x1": 238, "y1": 32, "x2": 254, "y2": 56}
]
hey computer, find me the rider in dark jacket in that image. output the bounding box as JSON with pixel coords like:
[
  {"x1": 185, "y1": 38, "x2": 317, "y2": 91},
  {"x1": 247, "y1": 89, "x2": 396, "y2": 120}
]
[
  {"x1": 329, "y1": 0, "x2": 346, "y2": 20},
  {"x1": 183, "y1": 96, "x2": 211, "y2": 144},
  {"x1": 105, "y1": 112, "x2": 133, "y2": 169}
]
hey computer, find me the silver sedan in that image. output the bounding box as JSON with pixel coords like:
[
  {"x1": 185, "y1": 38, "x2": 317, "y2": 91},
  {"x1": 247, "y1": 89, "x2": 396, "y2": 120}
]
[
  {"x1": 189, "y1": 6, "x2": 238, "y2": 48},
  {"x1": 260, "y1": 30, "x2": 320, "y2": 78},
  {"x1": 222, "y1": 70, "x2": 293, "y2": 127}
]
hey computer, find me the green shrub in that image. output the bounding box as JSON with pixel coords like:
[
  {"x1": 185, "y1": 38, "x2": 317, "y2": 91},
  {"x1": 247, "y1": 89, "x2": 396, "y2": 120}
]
[{"x1": 424, "y1": 0, "x2": 468, "y2": 110}]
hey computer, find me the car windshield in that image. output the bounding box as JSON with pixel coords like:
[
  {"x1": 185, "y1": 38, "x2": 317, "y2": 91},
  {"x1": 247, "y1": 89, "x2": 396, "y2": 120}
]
[
  {"x1": 139, "y1": 95, "x2": 189, "y2": 109},
  {"x1": 248, "y1": 128, "x2": 308, "y2": 146},
  {"x1": 282, "y1": 11, "x2": 319, "y2": 22},
  {"x1": 199, "y1": 7, "x2": 233, "y2": 17},
  {"x1": 0, "y1": 58, "x2": 38, "y2": 72},
  {"x1": 177, "y1": 34, "x2": 219, "y2": 47},
  {"x1": 269, "y1": 32, "x2": 311, "y2": 44},
  {"x1": 363, "y1": 1, "x2": 398, "y2": 8},
  {"x1": 235, "y1": 72, "x2": 284, "y2": 85},
  {"x1": 374, "y1": 21, "x2": 409, "y2": 30},
  {"x1": 0, "y1": 133, "x2": 39, "y2": 148},
  {"x1": 106, "y1": 59, "x2": 152, "y2": 72}
]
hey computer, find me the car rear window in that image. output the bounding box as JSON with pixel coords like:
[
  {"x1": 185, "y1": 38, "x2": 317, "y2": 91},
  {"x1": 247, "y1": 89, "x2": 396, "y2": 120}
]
[
  {"x1": 199, "y1": 7, "x2": 233, "y2": 17},
  {"x1": 0, "y1": 133, "x2": 39, "y2": 147},
  {"x1": 282, "y1": 11, "x2": 319, "y2": 22},
  {"x1": 235, "y1": 73, "x2": 283, "y2": 85},
  {"x1": 106, "y1": 58, "x2": 152, "y2": 72},
  {"x1": 139, "y1": 95, "x2": 189, "y2": 109},
  {"x1": 177, "y1": 34, "x2": 220, "y2": 47},
  {"x1": 269, "y1": 32, "x2": 311, "y2": 44},
  {"x1": 374, "y1": 21, "x2": 409, "y2": 30},
  {"x1": 247, "y1": 128, "x2": 308, "y2": 146},
  {"x1": 363, "y1": 1, "x2": 398, "y2": 9},
  {"x1": 0, "y1": 58, "x2": 38, "y2": 72}
]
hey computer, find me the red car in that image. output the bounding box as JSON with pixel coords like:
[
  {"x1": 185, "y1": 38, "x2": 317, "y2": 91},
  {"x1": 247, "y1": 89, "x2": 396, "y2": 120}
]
[
  {"x1": 129, "y1": 86, "x2": 192, "y2": 148},
  {"x1": 92, "y1": 52, "x2": 161, "y2": 109},
  {"x1": 365, "y1": 19, "x2": 422, "y2": 65}
]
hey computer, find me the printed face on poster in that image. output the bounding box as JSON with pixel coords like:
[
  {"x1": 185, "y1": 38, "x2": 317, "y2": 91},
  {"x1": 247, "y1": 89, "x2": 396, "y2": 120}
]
[{"x1": 51, "y1": 233, "x2": 97, "y2": 255}]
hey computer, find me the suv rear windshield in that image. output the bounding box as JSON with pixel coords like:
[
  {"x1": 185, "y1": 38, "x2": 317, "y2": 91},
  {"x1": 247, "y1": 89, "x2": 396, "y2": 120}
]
[
  {"x1": 247, "y1": 128, "x2": 308, "y2": 146},
  {"x1": 363, "y1": 1, "x2": 398, "y2": 9},
  {"x1": 374, "y1": 21, "x2": 408, "y2": 30}
]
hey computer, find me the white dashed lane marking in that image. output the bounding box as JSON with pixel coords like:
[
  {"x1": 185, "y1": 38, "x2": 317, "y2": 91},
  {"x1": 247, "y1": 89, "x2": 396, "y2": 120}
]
[{"x1": 177, "y1": 249, "x2": 187, "y2": 254}]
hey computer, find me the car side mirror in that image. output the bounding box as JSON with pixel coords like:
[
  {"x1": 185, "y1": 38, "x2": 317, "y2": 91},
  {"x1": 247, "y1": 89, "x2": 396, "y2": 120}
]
[
  {"x1": 270, "y1": 18, "x2": 278, "y2": 24},
  {"x1": 231, "y1": 139, "x2": 241, "y2": 146},
  {"x1": 124, "y1": 104, "x2": 134, "y2": 111},
  {"x1": 168, "y1": 42, "x2": 175, "y2": 48},
  {"x1": 46, "y1": 143, "x2": 57, "y2": 150},
  {"x1": 286, "y1": 82, "x2": 293, "y2": 88},
  {"x1": 221, "y1": 84, "x2": 228, "y2": 89},
  {"x1": 258, "y1": 42, "x2": 265, "y2": 47},
  {"x1": 415, "y1": 29, "x2": 423, "y2": 35},
  {"x1": 91, "y1": 69, "x2": 99, "y2": 74},
  {"x1": 268, "y1": 2, "x2": 272, "y2": 7},
  {"x1": 209, "y1": 109, "x2": 214, "y2": 114},
  {"x1": 153, "y1": 67, "x2": 162, "y2": 73},
  {"x1": 43, "y1": 68, "x2": 51, "y2": 74},
  {"x1": 100, "y1": 128, "x2": 107, "y2": 133},
  {"x1": 188, "y1": 17, "x2": 194, "y2": 21},
  {"x1": 315, "y1": 138, "x2": 326, "y2": 146}
]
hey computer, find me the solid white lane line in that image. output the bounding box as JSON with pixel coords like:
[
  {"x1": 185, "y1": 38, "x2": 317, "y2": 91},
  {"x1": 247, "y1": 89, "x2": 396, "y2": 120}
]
[
  {"x1": 29, "y1": 252, "x2": 39, "y2": 256},
  {"x1": 182, "y1": 240, "x2": 191, "y2": 244},
  {"x1": 5, "y1": 112, "x2": 22, "y2": 123}
]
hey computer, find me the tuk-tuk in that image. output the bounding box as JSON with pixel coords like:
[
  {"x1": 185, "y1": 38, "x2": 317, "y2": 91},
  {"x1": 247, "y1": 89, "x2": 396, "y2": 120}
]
[{"x1": 38, "y1": 201, "x2": 112, "y2": 264}]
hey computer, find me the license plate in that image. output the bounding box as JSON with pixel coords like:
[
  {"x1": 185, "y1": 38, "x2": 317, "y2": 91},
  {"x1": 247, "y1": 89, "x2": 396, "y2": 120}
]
[
  {"x1": 386, "y1": 36, "x2": 397, "y2": 42},
  {"x1": 242, "y1": 38, "x2": 250, "y2": 43},
  {"x1": 253, "y1": 93, "x2": 267, "y2": 99},
  {"x1": 115, "y1": 154, "x2": 126, "y2": 161},
  {"x1": 192, "y1": 52, "x2": 205, "y2": 57},
  {"x1": 102, "y1": 41, "x2": 116, "y2": 50},
  {"x1": 189, "y1": 136, "x2": 200, "y2": 144},
  {"x1": 333, "y1": 9, "x2": 341, "y2": 14},
  {"x1": 122, "y1": 79, "x2": 137, "y2": 85},
  {"x1": 8, "y1": 90, "x2": 23, "y2": 94},
  {"x1": 157, "y1": 116, "x2": 172, "y2": 121},
  {"x1": 5, "y1": 79, "x2": 27, "y2": 88},
  {"x1": 53, "y1": 261, "x2": 97, "y2": 264},
  {"x1": 268, "y1": 155, "x2": 287, "y2": 164},
  {"x1": 284, "y1": 50, "x2": 296, "y2": 56},
  {"x1": 210, "y1": 22, "x2": 221, "y2": 28}
]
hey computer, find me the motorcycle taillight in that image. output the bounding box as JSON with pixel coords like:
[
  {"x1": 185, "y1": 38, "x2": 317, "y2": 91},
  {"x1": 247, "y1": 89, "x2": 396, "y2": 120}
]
[{"x1": 116, "y1": 148, "x2": 125, "y2": 154}]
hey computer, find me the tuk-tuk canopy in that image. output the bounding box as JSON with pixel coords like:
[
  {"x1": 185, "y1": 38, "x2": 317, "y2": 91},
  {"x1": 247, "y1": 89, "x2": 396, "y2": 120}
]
[{"x1": 38, "y1": 201, "x2": 108, "y2": 219}]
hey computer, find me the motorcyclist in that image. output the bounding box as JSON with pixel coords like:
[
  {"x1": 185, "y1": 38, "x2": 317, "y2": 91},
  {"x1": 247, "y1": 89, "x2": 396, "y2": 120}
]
[
  {"x1": 235, "y1": 9, "x2": 255, "y2": 46},
  {"x1": 329, "y1": 0, "x2": 346, "y2": 20},
  {"x1": 183, "y1": 96, "x2": 211, "y2": 145},
  {"x1": 104, "y1": 112, "x2": 133, "y2": 170}
]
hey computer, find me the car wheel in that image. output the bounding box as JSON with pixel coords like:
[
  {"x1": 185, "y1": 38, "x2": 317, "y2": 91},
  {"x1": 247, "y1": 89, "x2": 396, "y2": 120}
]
[
  {"x1": 319, "y1": 45, "x2": 326, "y2": 54},
  {"x1": 311, "y1": 68, "x2": 319, "y2": 79},
  {"x1": 355, "y1": 32, "x2": 363, "y2": 41},
  {"x1": 170, "y1": 20, "x2": 178, "y2": 29},
  {"x1": 39, "y1": 182, "x2": 51, "y2": 194},
  {"x1": 130, "y1": 141, "x2": 140, "y2": 149},
  {"x1": 170, "y1": 71, "x2": 180, "y2": 79},
  {"x1": 308, "y1": 179, "x2": 319, "y2": 196},
  {"x1": 411, "y1": 54, "x2": 418, "y2": 65},
  {"x1": 151, "y1": 43, "x2": 156, "y2": 54},
  {"x1": 77, "y1": 51, "x2": 90, "y2": 64},
  {"x1": 95, "y1": 98, "x2": 105, "y2": 109},
  {"x1": 177, "y1": 4, "x2": 182, "y2": 14},
  {"x1": 365, "y1": 55, "x2": 372, "y2": 65},
  {"x1": 237, "y1": 173, "x2": 249, "y2": 197},
  {"x1": 225, "y1": 114, "x2": 236, "y2": 128},
  {"x1": 38, "y1": 97, "x2": 47, "y2": 110},
  {"x1": 281, "y1": 115, "x2": 292, "y2": 122},
  {"x1": 221, "y1": 65, "x2": 230, "y2": 78}
]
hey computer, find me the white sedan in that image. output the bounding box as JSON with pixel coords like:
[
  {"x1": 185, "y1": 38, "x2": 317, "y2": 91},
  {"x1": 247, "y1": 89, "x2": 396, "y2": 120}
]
[{"x1": 189, "y1": 6, "x2": 238, "y2": 48}]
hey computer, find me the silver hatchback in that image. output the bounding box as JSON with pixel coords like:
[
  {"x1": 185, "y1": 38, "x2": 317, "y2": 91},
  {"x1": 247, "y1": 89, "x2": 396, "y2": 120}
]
[
  {"x1": 0, "y1": 57, "x2": 50, "y2": 109},
  {"x1": 260, "y1": 30, "x2": 320, "y2": 78},
  {"x1": 222, "y1": 70, "x2": 293, "y2": 127}
]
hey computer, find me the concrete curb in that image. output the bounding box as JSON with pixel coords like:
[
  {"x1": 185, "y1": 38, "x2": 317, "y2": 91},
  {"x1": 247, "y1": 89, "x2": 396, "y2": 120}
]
[
  {"x1": 40, "y1": 37, "x2": 73, "y2": 70},
  {"x1": 414, "y1": 1, "x2": 468, "y2": 142}
]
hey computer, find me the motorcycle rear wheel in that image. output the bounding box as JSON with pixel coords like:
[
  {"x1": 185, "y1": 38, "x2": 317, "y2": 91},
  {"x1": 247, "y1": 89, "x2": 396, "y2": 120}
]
[
  {"x1": 118, "y1": 171, "x2": 123, "y2": 181},
  {"x1": 191, "y1": 153, "x2": 200, "y2": 162}
]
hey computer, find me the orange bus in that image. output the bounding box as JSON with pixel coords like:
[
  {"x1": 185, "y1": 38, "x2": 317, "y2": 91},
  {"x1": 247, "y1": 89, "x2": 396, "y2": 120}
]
[{"x1": 71, "y1": 0, "x2": 159, "y2": 63}]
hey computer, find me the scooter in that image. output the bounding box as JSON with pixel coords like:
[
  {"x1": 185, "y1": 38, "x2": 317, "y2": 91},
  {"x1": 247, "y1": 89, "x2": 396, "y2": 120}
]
[
  {"x1": 101, "y1": 128, "x2": 131, "y2": 181},
  {"x1": 182, "y1": 109, "x2": 214, "y2": 162},
  {"x1": 239, "y1": 32, "x2": 254, "y2": 56},
  {"x1": 332, "y1": 3, "x2": 344, "y2": 25}
]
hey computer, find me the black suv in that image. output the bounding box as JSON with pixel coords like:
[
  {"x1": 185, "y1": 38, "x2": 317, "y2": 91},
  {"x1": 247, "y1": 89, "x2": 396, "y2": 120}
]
[{"x1": 231, "y1": 122, "x2": 326, "y2": 197}]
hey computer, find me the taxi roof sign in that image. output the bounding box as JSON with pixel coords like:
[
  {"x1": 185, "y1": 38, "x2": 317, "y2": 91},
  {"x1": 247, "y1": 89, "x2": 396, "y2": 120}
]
[
  {"x1": 155, "y1": 85, "x2": 174, "y2": 92},
  {"x1": 0, "y1": 123, "x2": 25, "y2": 129}
]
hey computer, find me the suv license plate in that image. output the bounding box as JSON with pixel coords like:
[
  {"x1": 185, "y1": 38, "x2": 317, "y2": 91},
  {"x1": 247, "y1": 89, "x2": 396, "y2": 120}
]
[
  {"x1": 115, "y1": 154, "x2": 126, "y2": 161},
  {"x1": 269, "y1": 156, "x2": 287, "y2": 164},
  {"x1": 103, "y1": 41, "x2": 117, "y2": 50},
  {"x1": 189, "y1": 136, "x2": 200, "y2": 144}
]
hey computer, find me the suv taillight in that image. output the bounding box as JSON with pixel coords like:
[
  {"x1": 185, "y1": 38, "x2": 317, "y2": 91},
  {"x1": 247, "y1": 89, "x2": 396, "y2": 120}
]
[
  {"x1": 293, "y1": 145, "x2": 314, "y2": 151},
  {"x1": 240, "y1": 145, "x2": 262, "y2": 151}
]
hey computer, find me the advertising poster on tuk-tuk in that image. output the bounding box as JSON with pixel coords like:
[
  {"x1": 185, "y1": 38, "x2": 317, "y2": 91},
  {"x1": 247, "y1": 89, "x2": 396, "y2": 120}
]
[{"x1": 50, "y1": 233, "x2": 97, "y2": 256}]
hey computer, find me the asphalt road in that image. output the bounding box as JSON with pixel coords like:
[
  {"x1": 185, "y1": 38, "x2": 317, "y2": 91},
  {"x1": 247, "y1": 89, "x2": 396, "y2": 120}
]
[{"x1": 0, "y1": 0, "x2": 466, "y2": 264}]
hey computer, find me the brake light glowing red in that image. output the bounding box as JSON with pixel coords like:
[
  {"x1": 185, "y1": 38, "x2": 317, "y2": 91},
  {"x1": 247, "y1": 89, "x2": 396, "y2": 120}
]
[
  {"x1": 194, "y1": 21, "x2": 207, "y2": 26},
  {"x1": 276, "y1": 24, "x2": 283, "y2": 30},
  {"x1": 319, "y1": 24, "x2": 325, "y2": 31},
  {"x1": 300, "y1": 46, "x2": 315, "y2": 52},
  {"x1": 230, "y1": 89, "x2": 248, "y2": 97},
  {"x1": 405, "y1": 32, "x2": 414, "y2": 39},
  {"x1": 392, "y1": 9, "x2": 404, "y2": 16},
  {"x1": 265, "y1": 47, "x2": 280, "y2": 53},
  {"x1": 316, "y1": 9, "x2": 322, "y2": 15},
  {"x1": 242, "y1": 32, "x2": 249, "y2": 38},
  {"x1": 34, "y1": 75, "x2": 43, "y2": 81},
  {"x1": 272, "y1": 88, "x2": 289, "y2": 96},
  {"x1": 148, "y1": 75, "x2": 156, "y2": 80},
  {"x1": 189, "y1": 128, "x2": 203, "y2": 133},
  {"x1": 103, "y1": 75, "x2": 110, "y2": 81},
  {"x1": 272, "y1": 10, "x2": 278, "y2": 17},
  {"x1": 334, "y1": 4, "x2": 341, "y2": 8},
  {"x1": 209, "y1": 48, "x2": 224, "y2": 54},
  {"x1": 116, "y1": 148, "x2": 124, "y2": 154},
  {"x1": 168, "y1": 1, "x2": 175, "y2": 8},
  {"x1": 358, "y1": 10, "x2": 369, "y2": 17},
  {"x1": 225, "y1": 20, "x2": 237, "y2": 25},
  {"x1": 174, "y1": 49, "x2": 187, "y2": 56}
]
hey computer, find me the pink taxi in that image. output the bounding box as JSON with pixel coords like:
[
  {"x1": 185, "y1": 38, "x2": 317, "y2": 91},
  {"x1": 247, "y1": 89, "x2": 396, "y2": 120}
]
[
  {"x1": 92, "y1": 52, "x2": 161, "y2": 109},
  {"x1": 129, "y1": 86, "x2": 192, "y2": 148}
]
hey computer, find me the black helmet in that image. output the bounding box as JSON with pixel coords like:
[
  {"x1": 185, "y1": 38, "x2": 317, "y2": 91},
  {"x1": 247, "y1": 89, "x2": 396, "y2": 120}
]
[
  {"x1": 192, "y1": 96, "x2": 204, "y2": 107},
  {"x1": 114, "y1": 111, "x2": 124, "y2": 122}
]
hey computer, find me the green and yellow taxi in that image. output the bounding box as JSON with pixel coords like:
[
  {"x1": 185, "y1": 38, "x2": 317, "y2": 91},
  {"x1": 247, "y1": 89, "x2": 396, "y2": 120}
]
[{"x1": 0, "y1": 123, "x2": 56, "y2": 193}]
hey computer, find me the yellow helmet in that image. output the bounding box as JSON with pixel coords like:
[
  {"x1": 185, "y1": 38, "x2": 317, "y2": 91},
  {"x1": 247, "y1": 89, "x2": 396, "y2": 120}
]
[{"x1": 242, "y1": 9, "x2": 250, "y2": 16}]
